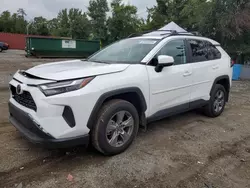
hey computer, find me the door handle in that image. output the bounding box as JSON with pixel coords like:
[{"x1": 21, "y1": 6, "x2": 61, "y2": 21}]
[
  {"x1": 212, "y1": 65, "x2": 219, "y2": 70},
  {"x1": 183, "y1": 71, "x2": 192, "y2": 77}
]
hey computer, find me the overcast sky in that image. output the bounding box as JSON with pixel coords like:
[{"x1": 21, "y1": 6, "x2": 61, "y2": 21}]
[{"x1": 1, "y1": 0, "x2": 156, "y2": 20}]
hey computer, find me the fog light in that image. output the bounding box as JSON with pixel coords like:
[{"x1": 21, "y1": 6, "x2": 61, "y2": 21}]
[{"x1": 62, "y1": 106, "x2": 75, "y2": 128}]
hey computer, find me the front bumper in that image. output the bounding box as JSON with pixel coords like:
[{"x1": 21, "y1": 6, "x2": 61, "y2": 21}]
[
  {"x1": 9, "y1": 102, "x2": 89, "y2": 148},
  {"x1": 9, "y1": 76, "x2": 96, "y2": 139}
]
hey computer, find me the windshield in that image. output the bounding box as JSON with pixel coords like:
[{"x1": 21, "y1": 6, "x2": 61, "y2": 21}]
[{"x1": 88, "y1": 38, "x2": 159, "y2": 64}]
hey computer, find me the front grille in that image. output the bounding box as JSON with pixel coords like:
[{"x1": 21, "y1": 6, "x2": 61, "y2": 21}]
[{"x1": 10, "y1": 85, "x2": 37, "y2": 111}]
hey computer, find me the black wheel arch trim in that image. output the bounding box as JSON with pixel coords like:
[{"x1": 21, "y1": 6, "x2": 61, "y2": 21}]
[
  {"x1": 210, "y1": 75, "x2": 230, "y2": 101},
  {"x1": 87, "y1": 87, "x2": 147, "y2": 130}
]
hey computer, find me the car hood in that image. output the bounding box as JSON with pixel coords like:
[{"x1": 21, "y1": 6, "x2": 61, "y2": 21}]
[{"x1": 25, "y1": 60, "x2": 130, "y2": 81}]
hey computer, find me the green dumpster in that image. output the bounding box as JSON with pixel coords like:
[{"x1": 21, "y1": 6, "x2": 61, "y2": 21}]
[{"x1": 26, "y1": 37, "x2": 100, "y2": 58}]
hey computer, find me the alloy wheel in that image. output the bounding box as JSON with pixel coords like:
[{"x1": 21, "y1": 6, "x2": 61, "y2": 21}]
[
  {"x1": 106, "y1": 111, "x2": 135, "y2": 147},
  {"x1": 213, "y1": 90, "x2": 225, "y2": 113}
]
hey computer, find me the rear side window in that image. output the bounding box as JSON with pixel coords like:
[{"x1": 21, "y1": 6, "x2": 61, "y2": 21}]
[
  {"x1": 188, "y1": 39, "x2": 221, "y2": 63},
  {"x1": 205, "y1": 41, "x2": 221, "y2": 60}
]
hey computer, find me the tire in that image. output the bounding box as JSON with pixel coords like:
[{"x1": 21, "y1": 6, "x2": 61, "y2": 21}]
[
  {"x1": 91, "y1": 99, "x2": 139, "y2": 155},
  {"x1": 204, "y1": 84, "x2": 227, "y2": 117},
  {"x1": 0, "y1": 48, "x2": 2, "y2": 52}
]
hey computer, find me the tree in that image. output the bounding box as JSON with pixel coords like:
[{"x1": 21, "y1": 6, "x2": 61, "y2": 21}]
[
  {"x1": 88, "y1": 0, "x2": 109, "y2": 41},
  {"x1": 180, "y1": 0, "x2": 209, "y2": 31},
  {"x1": 56, "y1": 9, "x2": 70, "y2": 37},
  {"x1": 29, "y1": 16, "x2": 50, "y2": 35},
  {"x1": 15, "y1": 8, "x2": 28, "y2": 33},
  {"x1": 17, "y1": 8, "x2": 26, "y2": 17},
  {"x1": 211, "y1": 0, "x2": 250, "y2": 39},
  {"x1": 47, "y1": 18, "x2": 59, "y2": 36},
  {"x1": 0, "y1": 11, "x2": 12, "y2": 32},
  {"x1": 198, "y1": 0, "x2": 250, "y2": 54},
  {"x1": 144, "y1": 0, "x2": 190, "y2": 31},
  {"x1": 56, "y1": 8, "x2": 91, "y2": 39},
  {"x1": 68, "y1": 8, "x2": 91, "y2": 39},
  {"x1": 107, "y1": 0, "x2": 142, "y2": 42},
  {"x1": 0, "y1": 9, "x2": 27, "y2": 34}
]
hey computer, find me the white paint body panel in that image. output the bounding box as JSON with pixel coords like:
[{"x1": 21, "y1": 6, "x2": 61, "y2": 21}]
[
  {"x1": 26, "y1": 59, "x2": 130, "y2": 80},
  {"x1": 146, "y1": 64, "x2": 192, "y2": 115}
]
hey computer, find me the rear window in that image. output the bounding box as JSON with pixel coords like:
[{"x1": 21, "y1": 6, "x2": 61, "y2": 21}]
[{"x1": 188, "y1": 39, "x2": 221, "y2": 63}]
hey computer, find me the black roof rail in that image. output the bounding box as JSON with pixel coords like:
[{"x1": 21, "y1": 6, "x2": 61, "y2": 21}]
[
  {"x1": 128, "y1": 30, "x2": 201, "y2": 38},
  {"x1": 168, "y1": 31, "x2": 200, "y2": 36},
  {"x1": 128, "y1": 30, "x2": 178, "y2": 38}
]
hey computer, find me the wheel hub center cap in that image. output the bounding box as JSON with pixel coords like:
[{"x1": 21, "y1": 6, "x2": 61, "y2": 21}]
[{"x1": 116, "y1": 126, "x2": 124, "y2": 134}]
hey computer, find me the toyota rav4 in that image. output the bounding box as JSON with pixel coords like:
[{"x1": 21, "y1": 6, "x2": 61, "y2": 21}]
[{"x1": 9, "y1": 31, "x2": 232, "y2": 155}]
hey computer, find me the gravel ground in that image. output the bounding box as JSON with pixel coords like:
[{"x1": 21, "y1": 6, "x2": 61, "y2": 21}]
[
  {"x1": 1, "y1": 50, "x2": 250, "y2": 188},
  {"x1": 0, "y1": 50, "x2": 74, "y2": 89}
]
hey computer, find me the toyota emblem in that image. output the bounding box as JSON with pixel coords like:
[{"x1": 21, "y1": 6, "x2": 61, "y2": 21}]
[{"x1": 16, "y1": 84, "x2": 23, "y2": 95}]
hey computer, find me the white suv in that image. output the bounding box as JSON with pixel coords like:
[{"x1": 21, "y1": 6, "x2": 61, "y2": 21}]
[{"x1": 9, "y1": 31, "x2": 232, "y2": 155}]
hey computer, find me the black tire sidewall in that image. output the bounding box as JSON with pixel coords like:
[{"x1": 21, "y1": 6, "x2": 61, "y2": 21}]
[
  {"x1": 210, "y1": 84, "x2": 226, "y2": 117},
  {"x1": 0, "y1": 48, "x2": 2, "y2": 52},
  {"x1": 96, "y1": 101, "x2": 139, "y2": 155}
]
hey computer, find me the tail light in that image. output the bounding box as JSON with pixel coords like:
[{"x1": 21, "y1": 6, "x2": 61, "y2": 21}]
[{"x1": 4, "y1": 43, "x2": 8, "y2": 46}]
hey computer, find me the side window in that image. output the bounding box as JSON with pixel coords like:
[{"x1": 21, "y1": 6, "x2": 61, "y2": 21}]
[
  {"x1": 205, "y1": 41, "x2": 222, "y2": 60},
  {"x1": 157, "y1": 39, "x2": 186, "y2": 65},
  {"x1": 188, "y1": 39, "x2": 208, "y2": 62}
]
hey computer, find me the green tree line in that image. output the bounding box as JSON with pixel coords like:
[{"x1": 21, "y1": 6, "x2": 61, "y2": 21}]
[{"x1": 0, "y1": 0, "x2": 250, "y2": 57}]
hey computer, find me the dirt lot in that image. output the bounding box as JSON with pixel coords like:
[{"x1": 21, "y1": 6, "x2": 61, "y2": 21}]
[
  {"x1": 1, "y1": 50, "x2": 250, "y2": 188},
  {"x1": 0, "y1": 50, "x2": 73, "y2": 89}
]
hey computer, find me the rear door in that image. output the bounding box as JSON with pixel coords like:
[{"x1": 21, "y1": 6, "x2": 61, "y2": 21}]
[{"x1": 187, "y1": 39, "x2": 222, "y2": 102}]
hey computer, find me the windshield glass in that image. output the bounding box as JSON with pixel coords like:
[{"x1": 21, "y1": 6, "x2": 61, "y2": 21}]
[{"x1": 88, "y1": 38, "x2": 159, "y2": 64}]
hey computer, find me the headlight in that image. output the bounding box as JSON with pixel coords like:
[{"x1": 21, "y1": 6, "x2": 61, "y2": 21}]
[{"x1": 39, "y1": 77, "x2": 94, "y2": 96}]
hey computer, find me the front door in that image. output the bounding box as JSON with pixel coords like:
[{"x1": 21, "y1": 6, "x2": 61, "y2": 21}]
[{"x1": 146, "y1": 39, "x2": 193, "y2": 117}]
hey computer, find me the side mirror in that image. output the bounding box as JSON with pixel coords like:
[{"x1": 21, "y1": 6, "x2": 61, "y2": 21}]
[
  {"x1": 155, "y1": 55, "x2": 174, "y2": 72},
  {"x1": 158, "y1": 55, "x2": 174, "y2": 66}
]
